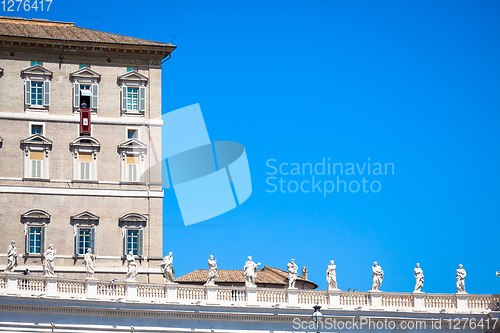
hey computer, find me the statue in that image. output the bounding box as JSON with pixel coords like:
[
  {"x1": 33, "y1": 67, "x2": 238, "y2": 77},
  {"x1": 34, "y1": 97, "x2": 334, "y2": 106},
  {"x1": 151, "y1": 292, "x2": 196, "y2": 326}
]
[
  {"x1": 4, "y1": 241, "x2": 18, "y2": 273},
  {"x1": 243, "y1": 256, "x2": 261, "y2": 287},
  {"x1": 371, "y1": 261, "x2": 383, "y2": 291},
  {"x1": 159, "y1": 252, "x2": 175, "y2": 283},
  {"x1": 287, "y1": 259, "x2": 298, "y2": 289},
  {"x1": 125, "y1": 251, "x2": 137, "y2": 282},
  {"x1": 43, "y1": 244, "x2": 56, "y2": 277},
  {"x1": 497, "y1": 271, "x2": 500, "y2": 278},
  {"x1": 84, "y1": 248, "x2": 95, "y2": 279},
  {"x1": 414, "y1": 263, "x2": 424, "y2": 292},
  {"x1": 456, "y1": 264, "x2": 467, "y2": 293},
  {"x1": 326, "y1": 260, "x2": 338, "y2": 290},
  {"x1": 205, "y1": 255, "x2": 218, "y2": 286}
]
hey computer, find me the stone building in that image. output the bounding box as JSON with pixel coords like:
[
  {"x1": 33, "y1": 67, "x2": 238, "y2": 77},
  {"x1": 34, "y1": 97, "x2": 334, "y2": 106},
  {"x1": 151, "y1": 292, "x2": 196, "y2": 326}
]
[{"x1": 0, "y1": 17, "x2": 175, "y2": 283}]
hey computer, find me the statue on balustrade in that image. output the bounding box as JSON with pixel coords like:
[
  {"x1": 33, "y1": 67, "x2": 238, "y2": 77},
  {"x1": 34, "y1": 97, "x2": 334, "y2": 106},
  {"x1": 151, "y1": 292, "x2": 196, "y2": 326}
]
[
  {"x1": 4, "y1": 241, "x2": 18, "y2": 273},
  {"x1": 205, "y1": 255, "x2": 218, "y2": 286},
  {"x1": 43, "y1": 244, "x2": 57, "y2": 277},
  {"x1": 414, "y1": 263, "x2": 424, "y2": 292},
  {"x1": 160, "y1": 252, "x2": 175, "y2": 283},
  {"x1": 125, "y1": 251, "x2": 137, "y2": 282},
  {"x1": 287, "y1": 259, "x2": 298, "y2": 289},
  {"x1": 244, "y1": 256, "x2": 261, "y2": 288},
  {"x1": 456, "y1": 264, "x2": 467, "y2": 293},
  {"x1": 326, "y1": 260, "x2": 338, "y2": 290},
  {"x1": 371, "y1": 261, "x2": 383, "y2": 291},
  {"x1": 84, "y1": 248, "x2": 96, "y2": 279}
]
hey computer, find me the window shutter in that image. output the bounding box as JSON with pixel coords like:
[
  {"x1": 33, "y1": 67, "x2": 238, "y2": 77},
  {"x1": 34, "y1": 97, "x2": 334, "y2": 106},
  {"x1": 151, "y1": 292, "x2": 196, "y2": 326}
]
[
  {"x1": 25, "y1": 227, "x2": 29, "y2": 254},
  {"x1": 40, "y1": 226, "x2": 45, "y2": 254},
  {"x1": 73, "y1": 83, "x2": 80, "y2": 108},
  {"x1": 90, "y1": 227, "x2": 96, "y2": 254},
  {"x1": 139, "y1": 86, "x2": 146, "y2": 112},
  {"x1": 128, "y1": 164, "x2": 138, "y2": 182},
  {"x1": 121, "y1": 86, "x2": 127, "y2": 111},
  {"x1": 43, "y1": 81, "x2": 50, "y2": 106},
  {"x1": 137, "y1": 229, "x2": 144, "y2": 256},
  {"x1": 31, "y1": 160, "x2": 42, "y2": 178},
  {"x1": 25, "y1": 79, "x2": 31, "y2": 105},
  {"x1": 80, "y1": 162, "x2": 90, "y2": 180},
  {"x1": 91, "y1": 83, "x2": 99, "y2": 109},
  {"x1": 123, "y1": 228, "x2": 127, "y2": 256},
  {"x1": 75, "y1": 227, "x2": 80, "y2": 255}
]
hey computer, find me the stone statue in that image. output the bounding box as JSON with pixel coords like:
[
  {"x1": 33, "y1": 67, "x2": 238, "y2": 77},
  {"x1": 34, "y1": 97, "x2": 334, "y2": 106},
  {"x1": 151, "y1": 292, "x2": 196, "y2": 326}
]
[
  {"x1": 43, "y1": 244, "x2": 56, "y2": 277},
  {"x1": 205, "y1": 255, "x2": 218, "y2": 286},
  {"x1": 326, "y1": 260, "x2": 338, "y2": 290},
  {"x1": 371, "y1": 261, "x2": 383, "y2": 291},
  {"x1": 159, "y1": 252, "x2": 175, "y2": 283},
  {"x1": 125, "y1": 251, "x2": 137, "y2": 282},
  {"x1": 4, "y1": 241, "x2": 18, "y2": 273},
  {"x1": 243, "y1": 256, "x2": 261, "y2": 287},
  {"x1": 84, "y1": 248, "x2": 95, "y2": 279},
  {"x1": 287, "y1": 259, "x2": 298, "y2": 289},
  {"x1": 414, "y1": 263, "x2": 424, "y2": 292},
  {"x1": 456, "y1": 264, "x2": 467, "y2": 293}
]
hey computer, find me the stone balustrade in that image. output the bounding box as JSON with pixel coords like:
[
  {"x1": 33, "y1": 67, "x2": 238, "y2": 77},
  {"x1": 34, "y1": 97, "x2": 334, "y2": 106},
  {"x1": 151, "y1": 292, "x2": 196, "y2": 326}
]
[{"x1": 0, "y1": 273, "x2": 498, "y2": 313}]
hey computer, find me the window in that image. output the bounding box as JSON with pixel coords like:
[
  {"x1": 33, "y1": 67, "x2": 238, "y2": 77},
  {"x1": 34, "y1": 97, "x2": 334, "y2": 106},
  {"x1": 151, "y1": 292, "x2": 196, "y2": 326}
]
[
  {"x1": 31, "y1": 60, "x2": 43, "y2": 66},
  {"x1": 30, "y1": 81, "x2": 43, "y2": 105},
  {"x1": 119, "y1": 213, "x2": 146, "y2": 257},
  {"x1": 127, "y1": 66, "x2": 138, "y2": 72},
  {"x1": 126, "y1": 88, "x2": 138, "y2": 111},
  {"x1": 127, "y1": 129, "x2": 138, "y2": 139},
  {"x1": 30, "y1": 151, "x2": 43, "y2": 178},
  {"x1": 127, "y1": 156, "x2": 138, "y2": 182},
  {"x1": 77, "y1": 227, "x2": 95, "y2": 255},
  {"x1": 79, "y1": 153, "x2": 92, "y2": 180},
  {"x1": 79, "y1": 63, "x2": 91, "y2": 69},
  {"x1": 21, "y1": 134, "x2": 52, "y2": 180},
  {"x1": 70, "y1": 67, "x2": 101, "y2": 111},
  {"x1": 31, "y1": 124, "x2": 43, "y2": 135},
  {"x1": 28, "y1": 226, "x2": 43, "y2": 254},
  {"x1": 70, "y1": 137, "x2": 101, "y2": 181},
  {"x1": 126, "y1": 229, "x2": 143, "y2": 256},
  {"x1": 118, "y1": 139, "x2": 147, "y2": 183}
]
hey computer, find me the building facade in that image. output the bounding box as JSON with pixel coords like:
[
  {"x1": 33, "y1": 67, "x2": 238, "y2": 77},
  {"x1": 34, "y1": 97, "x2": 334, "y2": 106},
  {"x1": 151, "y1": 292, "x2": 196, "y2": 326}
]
[{"x1": 0, "y1": 17, "x2": 175, "y2": 283}]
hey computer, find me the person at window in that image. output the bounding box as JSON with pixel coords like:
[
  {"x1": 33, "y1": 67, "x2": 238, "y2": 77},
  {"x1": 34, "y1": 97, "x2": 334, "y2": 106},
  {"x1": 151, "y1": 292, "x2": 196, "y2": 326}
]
[
  {"x1": 23, "y1": 269, "x2": 30, "y2": 275},
  {"x1": 81, "y1": 101, "x2": 88, "y2": 108}
]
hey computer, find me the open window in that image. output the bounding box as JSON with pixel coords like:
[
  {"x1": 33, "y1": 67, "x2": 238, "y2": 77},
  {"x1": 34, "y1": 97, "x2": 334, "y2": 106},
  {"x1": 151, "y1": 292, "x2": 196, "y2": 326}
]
[
  {"x1": 21, "y1": 134, "x2": 52, "y2": 179},
  {"x1": 118, "y1": 71, "x2": 147, "y2": 115},
  {"x1": 71, "y1": 211, "x2": 99, "y2": 256},
  {"x1": 21, "y1": 65, "x2": 52, "y2": 111},
  {"x1": 21, "y1": 209, "x2": 50, "y2": 256},
  {"x1": 118, "y1": 139, "x2": 147, "y2": 183},
  {"x1": 119, "y1": 213, "x2": 147, "y2": 257},
  {"x1": 70, "y1": 137, "x2": 100, "y2": 181},
  {"x1": 70, "y1": 67, "x2": 101, "y2": 112}
]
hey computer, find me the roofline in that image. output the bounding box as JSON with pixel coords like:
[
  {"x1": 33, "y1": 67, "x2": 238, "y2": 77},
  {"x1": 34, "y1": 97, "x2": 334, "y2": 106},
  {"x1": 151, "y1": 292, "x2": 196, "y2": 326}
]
[{"x1": 0, "y1": 16, "x2": 74, "y2": 26}]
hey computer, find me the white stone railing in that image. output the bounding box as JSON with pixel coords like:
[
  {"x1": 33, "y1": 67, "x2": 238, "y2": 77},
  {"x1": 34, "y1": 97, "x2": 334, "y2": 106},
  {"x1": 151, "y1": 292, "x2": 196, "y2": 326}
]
[{"x1": 0, "y1": 273, "x2": 497, "y2": 313}]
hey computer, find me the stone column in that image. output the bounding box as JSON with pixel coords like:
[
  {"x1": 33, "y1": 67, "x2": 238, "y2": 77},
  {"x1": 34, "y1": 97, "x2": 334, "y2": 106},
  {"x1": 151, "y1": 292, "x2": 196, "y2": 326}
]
[
  {"x1": 166, "y1": 282, "x2": 178, "y2": 303},
  {"x1": 5, "y1": 274, "x2": 19, "y2": 295},
  {"x1": 246, "y1": 287, "x2": 258, "y2": 306},
  {"x1": 86, "y1": 279, "x2": 98, "y2": 299},
  {"x1": 126, "y1": 281, "x2": 138, "y2": 301},
  {"x1": 369, "y1": 290, "x2": 383, "y2": 309},
  {"x1": 45, "y1": 276, "x2": 58, "y2": 298},
  {"x1": 205, "y1": 284, "x2": 218, "y2": 304},
  {"x1": 287, "y1": 288, "x2": 298, "y2": 307},
  {"x1": 413, "y1": 292, "x2": 425, "y2": 311},
  {"x1": 328, "y1": 288, "x2": 341, "y2": 309},
  {"x1": 456, "y1": 293, "x2": 468, "y2": 312}
]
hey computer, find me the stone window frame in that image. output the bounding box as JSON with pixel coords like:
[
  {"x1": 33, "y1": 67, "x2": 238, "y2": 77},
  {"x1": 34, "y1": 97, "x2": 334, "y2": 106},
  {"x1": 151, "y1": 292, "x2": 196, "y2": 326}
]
[
  {"x1": 20, "y1": 134, "x2": 52, "y2": 180},
  {"x1": 117, "y1": 139, "x2": 148, "y2": 183},
  {"x1": 21, "y1": 65, "x2": 53, "y2": 112},
  {"x1": 119, "y1": 213, "x2": 147, "y2": 258},
  {"x1": 70, "y1": 211, "x2": 99, "y2": 257},
  {"x1": 70, "y1": 136, "x2": 101, "y2": 182},
  {"x1": 21, "y1": 209, "x2": 50, "y2": 257},
  {"x1": 70, "y1": 67, "x2": 101, "y2": 113},
  {"x1": 118, "y1": 71, "x2": 148, "y2": 115}
]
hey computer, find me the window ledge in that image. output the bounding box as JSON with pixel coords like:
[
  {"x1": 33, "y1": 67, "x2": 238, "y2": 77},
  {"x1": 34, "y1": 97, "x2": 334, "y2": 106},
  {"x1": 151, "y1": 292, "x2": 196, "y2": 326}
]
[
  {"x1": 121, "y1": 255, "x2": 144, "y2": 260},
  {"x1": 26, "y1": 106, "x2": 48, "y2": 113},
  {"x1": 23, "y1": 253, "x2": 43, "y2": 258},
  {"x1": 122, "y1": 112, "x2": 144, "y2": 116},
  {"x1": 120, "y1": 181, "x2": 147, "y2": 185},
  {"x1": 71, "y1": 180, "x2": 98, "y2": 184},
  {"x1": 23, "y1": 178, "x2": 50, "y2": 182}
]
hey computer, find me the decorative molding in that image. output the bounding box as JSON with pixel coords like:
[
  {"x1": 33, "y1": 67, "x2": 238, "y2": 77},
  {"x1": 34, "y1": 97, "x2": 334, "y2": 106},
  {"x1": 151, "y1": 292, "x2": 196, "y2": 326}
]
[
  {"x1": 70, "y1": 211, "x2": 100, "y2": 221},
  {"x1": 21, "y1": 64, "x2": 53, "y2": 78},
  {"x1": 21, "y1": 209, "x2": 51, "y2": 219},
  {"x1": 69, "y1": 67, "x2": 101, "y2": 81},
  {"x1": 0, "y1": 112, "x2": 163, "y2": 126},
  {"x1": 118, "y1": 70, "x2": 148, "y2": 84},
  {"x1": 0, "y1": 185, "x2": 164, "y2": 198},
  {"x1": 119, "y1": 213, "x2": 147, "y2": 223}
]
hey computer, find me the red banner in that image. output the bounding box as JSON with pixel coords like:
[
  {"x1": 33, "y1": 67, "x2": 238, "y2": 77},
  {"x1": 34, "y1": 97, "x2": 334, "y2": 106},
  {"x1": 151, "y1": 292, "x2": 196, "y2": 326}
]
[{"x1": 80, "y1": 108, "x2": 91, "y2": 135}]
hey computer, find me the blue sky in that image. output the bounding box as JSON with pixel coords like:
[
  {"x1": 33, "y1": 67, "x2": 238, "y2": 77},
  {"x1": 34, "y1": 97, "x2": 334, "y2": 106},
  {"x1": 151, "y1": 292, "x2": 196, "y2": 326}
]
[{"x1": 35, "y1": 0, "x2": 499, "y2": 293}]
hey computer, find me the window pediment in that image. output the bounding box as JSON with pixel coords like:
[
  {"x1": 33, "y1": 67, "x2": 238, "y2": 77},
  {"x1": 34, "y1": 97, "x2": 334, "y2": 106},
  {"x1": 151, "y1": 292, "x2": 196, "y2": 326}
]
[
  {"x1": 118, "y1": 71, "x2": 148, "y2": 84},
  {"x1": 21, "y1": 134, "x2": 52, "y2": 150},
  {"x1": 70, "y1": 67, "x2": 101, "y2": 81},
  {"x1": 71, "y1": 211, "x2": 99, "y2": 226},
  {"x1": 21, "y1": 65, "x2": 53, "y2": 79},
  {"x1": 118, "y1": 139, "x2": 148, "y2": 151},
  {"x1": 21, "y1": 209, "x2": 51, "y2": 220},
  {"x1": 119, "y1": 213, "x2": 147, "y2": 224},
  {"x1": 70, "y1": 136, "x2": 101, "y2": 148}
]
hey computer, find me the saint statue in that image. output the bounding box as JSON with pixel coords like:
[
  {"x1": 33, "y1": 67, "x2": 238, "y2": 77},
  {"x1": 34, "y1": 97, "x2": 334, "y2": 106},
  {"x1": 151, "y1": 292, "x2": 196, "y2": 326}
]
[
  {"x1": 371, "y1": 261, "x2": 383, "y2": 291},
  {"x1": 159, "y1": 252, "x2": 175, "y2": 283},
  {"x1": 4, "y1": 241, "x2": 18, "y2": 273},
  {"x1": 456, "y1": 264, "x2": 467, "y2": 293},
  {"x1": 125, "y1": 251, "x2": 137, "y2": 282},
  {"x1": 326, "y1": 260, "x2": 338, "y2": 290},
  {"x1": 287, "y1": 259, "x2": 298, "y2": 289},
  {"x1": 414, "y1": 263, "x2": 424, "y2": 292},
  {"x1": 43, "y1": 244, "x2": 56, "y2": 277},
  {"x1": 205, "y1": 255, "x2": 218, "y2": 286},
  {"x1": 84, "y1": 248, "x2": 96, "y2": 279},
  {"x1": 243, "y1": 256, "x2": 261, "y2": 287}
]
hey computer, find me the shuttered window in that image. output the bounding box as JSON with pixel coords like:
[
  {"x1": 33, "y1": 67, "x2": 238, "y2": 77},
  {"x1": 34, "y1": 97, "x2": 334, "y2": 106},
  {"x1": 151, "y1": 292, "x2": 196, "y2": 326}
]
[
  {"x1": 77, "y1": 228, "x2": 95, "y2": 255},
  {"x1": 28, "y1": 226, "x2": 44, "y2": 254},
  {"x1": 126, "y1": 88, "x2": 138, "y2": 111},
  {"x1": 30, "y1": 151, "x2": 43, "y2": 178},
  {"x1": 30, "y1": 82, "x2": 43, "y2": 105},
  {"x1": 126, "y1": 229, "x2": 143, "y2": 256},
  {"x1": 79, "y1": 153, "x2": 92, "y2": 180},
  {"x1": 126, "y1": 156, "x2": 139, "y2": 182}
]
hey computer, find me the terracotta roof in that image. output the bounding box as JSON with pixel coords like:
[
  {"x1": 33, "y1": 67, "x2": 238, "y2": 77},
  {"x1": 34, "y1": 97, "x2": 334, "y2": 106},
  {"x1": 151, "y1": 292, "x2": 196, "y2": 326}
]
[
  {"x1": 175, "y1": 266, "x2": 317, "y2": 287},
  {"x1": 0, "y1": 17, "x2": 173, "y2": 47}
]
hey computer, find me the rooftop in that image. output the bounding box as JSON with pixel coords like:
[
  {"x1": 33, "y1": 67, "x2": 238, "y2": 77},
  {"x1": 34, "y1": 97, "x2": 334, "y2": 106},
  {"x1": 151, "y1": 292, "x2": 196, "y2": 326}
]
[{"x1": 0, "y1": 16, "x2": 174, "y2": 47}]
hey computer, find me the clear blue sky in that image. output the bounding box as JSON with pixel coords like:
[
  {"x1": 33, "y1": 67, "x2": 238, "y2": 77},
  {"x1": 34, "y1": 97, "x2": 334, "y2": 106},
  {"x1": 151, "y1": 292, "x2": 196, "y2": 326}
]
[{"x1": 33, "y1": 0, "x2": 499, "y2": 294}]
